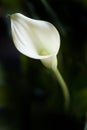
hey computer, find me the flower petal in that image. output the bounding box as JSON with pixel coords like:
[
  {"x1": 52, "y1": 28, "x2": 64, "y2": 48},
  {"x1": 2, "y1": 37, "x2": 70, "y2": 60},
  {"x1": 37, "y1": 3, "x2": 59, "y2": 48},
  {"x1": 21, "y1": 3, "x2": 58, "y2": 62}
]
[{"x1": 10, "y1": 13, "x2": 60, "y2": 60}]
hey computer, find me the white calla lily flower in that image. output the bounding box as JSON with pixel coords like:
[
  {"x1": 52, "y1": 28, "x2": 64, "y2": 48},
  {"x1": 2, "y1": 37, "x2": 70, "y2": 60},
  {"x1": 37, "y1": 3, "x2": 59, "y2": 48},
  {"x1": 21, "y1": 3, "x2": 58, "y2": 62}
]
[
  {"x1": 10, "y1": 13, "x2": 70, "y2": 110},
  {"x1": 10, "y1": 13, "x2": 60, "y2": 69}
]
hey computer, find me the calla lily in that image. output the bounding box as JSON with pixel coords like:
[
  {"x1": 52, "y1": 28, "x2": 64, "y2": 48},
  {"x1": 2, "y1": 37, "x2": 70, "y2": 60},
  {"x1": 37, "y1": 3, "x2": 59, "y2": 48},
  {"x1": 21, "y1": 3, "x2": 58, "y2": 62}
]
[
  {"x1": 10, "y1": 13, "x2": 60, "y2": 69},
  {"x1": 10, "y1": 13, "x2": 70, "y2": 110}
]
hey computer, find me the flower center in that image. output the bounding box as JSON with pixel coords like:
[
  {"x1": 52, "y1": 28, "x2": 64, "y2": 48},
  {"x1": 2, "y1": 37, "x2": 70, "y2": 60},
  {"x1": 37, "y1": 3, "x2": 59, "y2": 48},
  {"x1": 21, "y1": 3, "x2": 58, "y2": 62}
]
[{"x1": 40, "y1": 50, "x2": 49, "y2": 56}]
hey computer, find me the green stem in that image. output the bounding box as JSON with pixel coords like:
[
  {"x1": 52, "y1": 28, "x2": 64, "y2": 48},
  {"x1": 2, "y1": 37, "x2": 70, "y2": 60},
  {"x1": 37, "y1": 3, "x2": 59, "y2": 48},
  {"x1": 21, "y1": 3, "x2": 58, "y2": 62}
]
[{"x1": 52, "y1": 67, "x2": 70, "y2": 111}]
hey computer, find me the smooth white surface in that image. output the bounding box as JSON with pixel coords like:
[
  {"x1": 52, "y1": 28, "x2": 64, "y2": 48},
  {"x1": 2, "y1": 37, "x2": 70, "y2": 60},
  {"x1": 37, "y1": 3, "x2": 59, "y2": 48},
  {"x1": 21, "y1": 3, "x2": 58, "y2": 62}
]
[{"x1": 11, "y1": 13, "x2": 60, "y2": 68}]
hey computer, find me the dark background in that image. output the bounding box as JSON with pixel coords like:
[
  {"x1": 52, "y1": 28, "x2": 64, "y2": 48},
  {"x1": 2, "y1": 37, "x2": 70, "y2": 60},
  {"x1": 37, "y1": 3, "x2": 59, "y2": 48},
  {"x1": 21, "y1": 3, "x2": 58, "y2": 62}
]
[{"x1": 0, "y1": 0, "x2": 87, "y2": 129}]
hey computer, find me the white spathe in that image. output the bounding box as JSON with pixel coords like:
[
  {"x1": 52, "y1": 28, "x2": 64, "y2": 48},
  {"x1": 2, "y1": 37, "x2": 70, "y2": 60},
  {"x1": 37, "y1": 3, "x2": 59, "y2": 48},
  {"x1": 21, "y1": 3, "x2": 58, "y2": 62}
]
[{"x1": 10, "y1": 13, "x2": 60, "y2": 69}]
